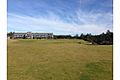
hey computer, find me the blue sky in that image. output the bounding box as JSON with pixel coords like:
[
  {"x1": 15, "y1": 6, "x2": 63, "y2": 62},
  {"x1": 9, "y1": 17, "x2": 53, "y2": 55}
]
[{"x1": 8, "y1": 0, "x2": 113, "y2": 35}]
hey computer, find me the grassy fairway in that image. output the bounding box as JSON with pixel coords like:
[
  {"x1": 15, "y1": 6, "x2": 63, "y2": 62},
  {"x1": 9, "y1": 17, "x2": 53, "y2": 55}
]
[{"x1": 8, "y1": 39, "x2": 112, "y2": 80}]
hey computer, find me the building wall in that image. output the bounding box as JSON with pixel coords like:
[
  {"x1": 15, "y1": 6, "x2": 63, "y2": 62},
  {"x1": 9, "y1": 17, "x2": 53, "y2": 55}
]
[
  {"x1": 14, "y1": 33, "x2": 26, "y2": 38},
  {"x1": 13, "y1": 32, "x2": 53, "y2": 39}
]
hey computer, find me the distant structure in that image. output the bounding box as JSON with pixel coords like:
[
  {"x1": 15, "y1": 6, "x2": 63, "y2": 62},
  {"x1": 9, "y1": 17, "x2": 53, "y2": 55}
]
[{"x1": 13, "y1": 32, "x2": 53, "y2": 39}]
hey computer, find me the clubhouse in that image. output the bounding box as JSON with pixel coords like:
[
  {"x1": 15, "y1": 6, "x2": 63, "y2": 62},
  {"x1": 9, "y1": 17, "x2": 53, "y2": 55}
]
[{"x1": 13, "y1": 32, "x2": 53, "y2": 39}]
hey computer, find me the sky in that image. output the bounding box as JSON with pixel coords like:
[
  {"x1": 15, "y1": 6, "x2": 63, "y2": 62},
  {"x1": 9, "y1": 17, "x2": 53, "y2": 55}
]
[{"x1": 7, "y1": 0, "x2": 113, "y2": 35}]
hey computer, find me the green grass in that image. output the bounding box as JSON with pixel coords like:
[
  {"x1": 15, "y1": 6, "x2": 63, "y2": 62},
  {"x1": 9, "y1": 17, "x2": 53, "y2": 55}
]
[{"x1": 8, "y1": 39, "x2": 113, "y2": 80}]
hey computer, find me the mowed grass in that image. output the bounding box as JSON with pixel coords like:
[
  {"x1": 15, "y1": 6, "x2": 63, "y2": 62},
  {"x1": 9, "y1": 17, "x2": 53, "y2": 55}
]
[{"x1": 8, "y1": 39, "x2": 113, "y2": 80}]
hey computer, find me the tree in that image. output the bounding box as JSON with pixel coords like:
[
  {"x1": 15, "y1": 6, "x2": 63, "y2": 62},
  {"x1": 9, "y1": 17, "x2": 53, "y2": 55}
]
[
  {"x1": 80, "y1": 33, "x2": 84, "y2": 39},
  {"x1": 7, "y1": 32, "x2": 15, "y2": 39},
  {"x1": 79, "y1": 30, "x2": 113, "y2": 45},
  {"x1": 23, "y1": 35, "x2": 26, "y2": 39},
  {"x1": 74, "y1": 34, "x2": 79, "y2": 39}
]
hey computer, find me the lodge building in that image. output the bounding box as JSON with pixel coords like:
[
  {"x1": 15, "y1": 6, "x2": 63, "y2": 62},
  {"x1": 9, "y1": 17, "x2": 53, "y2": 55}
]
[{"x1": 13, "y1": 32, "x2": 53, "y2": 39}]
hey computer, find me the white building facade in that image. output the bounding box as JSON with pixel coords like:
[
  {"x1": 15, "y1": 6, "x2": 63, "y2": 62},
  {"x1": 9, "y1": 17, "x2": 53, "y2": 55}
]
[{"x1": 13, "y1": 32, "x2": 53, "y2": 39}]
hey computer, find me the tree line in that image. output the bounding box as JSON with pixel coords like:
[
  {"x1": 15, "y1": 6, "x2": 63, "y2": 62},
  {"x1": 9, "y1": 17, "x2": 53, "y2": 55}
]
[
  {"x1": 7, "y1": 30, "x2": 113, "y2": 45},
  {"x1": 53, "y1": 30, "x2": 113, "y2": 45},
  {"x1": 79, "y1": 30, "x2": 113, "y2": 45}
]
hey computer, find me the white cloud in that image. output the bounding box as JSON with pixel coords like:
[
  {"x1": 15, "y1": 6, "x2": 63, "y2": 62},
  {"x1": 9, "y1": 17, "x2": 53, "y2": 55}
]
[
  {"x1": 75, "y1": 9, "x2": 113, "y2": 24},
  {"x1": 8, "y1": 10, "x2": 113, "y2": 35}
]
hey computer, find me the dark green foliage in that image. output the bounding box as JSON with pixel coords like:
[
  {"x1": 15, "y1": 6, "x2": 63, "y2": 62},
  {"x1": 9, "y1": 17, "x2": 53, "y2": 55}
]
[
  {"x1": 80, "y1": 30, "x2": 113, "y2": 45},
  {"x1": 7, "y1": 32, "x2": 15, "y2": 39},
  {"x1": 53, "y1": 30, "x2": 113, "y2": 45},
  {"x1": 53, "y1": 35, "x2": 72, "y2": 39},
  {"x1": 74, "y1": 34, "x2": 79, "y2": 39},
  {"x1": 23, "y1": 35, "x2": 26, "y2": 39}
]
